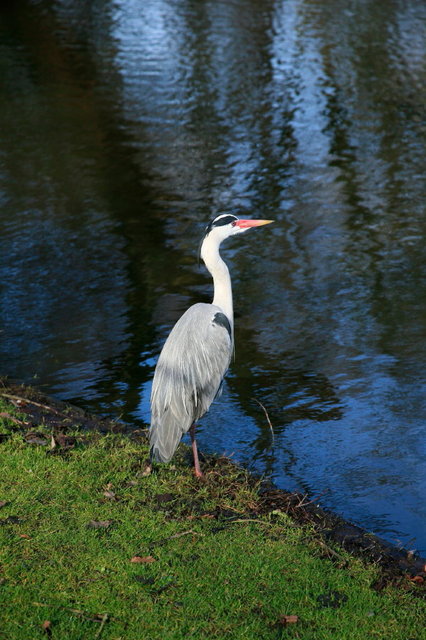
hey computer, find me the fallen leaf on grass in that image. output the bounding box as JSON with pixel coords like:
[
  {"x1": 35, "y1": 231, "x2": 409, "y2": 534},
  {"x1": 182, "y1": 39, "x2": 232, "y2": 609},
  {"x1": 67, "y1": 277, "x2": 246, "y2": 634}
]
[
  {"x1": 140, "y1": 461, "x2": 152, "y2": 477},
  {"x1": 19, "y1": 533, "x2": 31, "y2": 539},
  {"x1": 87, "y1": 520, "x2": 113, "y2": 529},
  {"x1": 102, "y1": 483, "x2": 118, "y2": 500},
  {"x1": 24, "y1": 432, "x2": 48, "y2": 446},
  {"x1": 130, "y1": 555, "x2": 156, "y2": 564},
  {"x1": 42, "y1": 620, "x2": 52, "y2": 637},
  {"x1": 50, "y1": 433, "x2": 76, "y2": 452},
  {"x1": 410, "y1": 575, "x2": 424, "y2": 584},
  {"x1": 0, "y1": 412, "x2": 28, "y2": 426},
  {"x1": 279, "y1": 615, "x2": 299, "y2": 626},
  {"x1": 0, "y1": 500, "x2": 7, "y2": 508}
]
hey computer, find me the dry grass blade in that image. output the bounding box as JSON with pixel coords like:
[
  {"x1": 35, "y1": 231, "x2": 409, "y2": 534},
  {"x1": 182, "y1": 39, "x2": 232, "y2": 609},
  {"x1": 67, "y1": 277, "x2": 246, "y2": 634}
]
[{"x1": 94, "y1": 613, "x2": 109, "y2": 638}]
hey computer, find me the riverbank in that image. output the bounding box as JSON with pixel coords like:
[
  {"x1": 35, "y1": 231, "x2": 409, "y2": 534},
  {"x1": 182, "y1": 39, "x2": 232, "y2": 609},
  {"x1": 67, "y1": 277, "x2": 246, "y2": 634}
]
[{"x1": 0, "y1": 379, "x2": 425, "y2": 639}]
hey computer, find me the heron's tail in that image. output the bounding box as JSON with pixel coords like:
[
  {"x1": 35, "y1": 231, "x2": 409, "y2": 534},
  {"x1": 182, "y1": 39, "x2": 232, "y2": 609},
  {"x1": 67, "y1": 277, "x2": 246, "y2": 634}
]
[{"x1": 149, "y1": 414, "x2": 185, "y2": 463}]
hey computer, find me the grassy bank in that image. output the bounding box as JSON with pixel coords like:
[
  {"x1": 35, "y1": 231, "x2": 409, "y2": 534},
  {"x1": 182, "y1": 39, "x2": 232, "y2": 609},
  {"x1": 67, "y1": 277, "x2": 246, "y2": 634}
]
[{"x1": 0, "y1": 389, "x2": 425, "y2": 639}]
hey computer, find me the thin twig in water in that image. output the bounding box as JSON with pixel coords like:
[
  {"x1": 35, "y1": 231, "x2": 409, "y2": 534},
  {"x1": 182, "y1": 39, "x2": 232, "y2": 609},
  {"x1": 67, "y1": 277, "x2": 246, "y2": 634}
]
[
  {"x1": 253, "y1": 398, "x2": 275, "y2": 447},
  {"x1": 295, "y1": 489, "x2": 329, "y2": 508}
]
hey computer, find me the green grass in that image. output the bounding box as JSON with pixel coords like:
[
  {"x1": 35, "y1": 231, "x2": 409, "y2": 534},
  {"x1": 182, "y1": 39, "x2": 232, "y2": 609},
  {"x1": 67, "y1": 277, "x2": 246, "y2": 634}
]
[{"x1": 0, "y1": 398, "x2": 425, "y2": 639}]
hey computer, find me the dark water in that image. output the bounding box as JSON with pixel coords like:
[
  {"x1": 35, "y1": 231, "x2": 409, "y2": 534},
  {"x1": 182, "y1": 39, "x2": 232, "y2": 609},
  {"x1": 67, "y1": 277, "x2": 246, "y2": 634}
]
[{"x1": 1, "y1": 0, "x2": 425, "y2": 551}]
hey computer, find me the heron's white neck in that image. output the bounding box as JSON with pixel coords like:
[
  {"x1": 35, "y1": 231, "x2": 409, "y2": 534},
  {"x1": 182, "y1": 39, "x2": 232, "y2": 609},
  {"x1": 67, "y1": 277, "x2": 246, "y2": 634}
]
[{"x1": 201, "y1": 234, "x2": 234, "y2": 327}]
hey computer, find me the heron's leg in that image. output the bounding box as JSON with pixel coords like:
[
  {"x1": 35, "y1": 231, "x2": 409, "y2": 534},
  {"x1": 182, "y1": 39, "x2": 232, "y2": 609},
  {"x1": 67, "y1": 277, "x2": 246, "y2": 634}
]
[{"x1": 189, "y1": 423, "x2": 203, "y2": 478}]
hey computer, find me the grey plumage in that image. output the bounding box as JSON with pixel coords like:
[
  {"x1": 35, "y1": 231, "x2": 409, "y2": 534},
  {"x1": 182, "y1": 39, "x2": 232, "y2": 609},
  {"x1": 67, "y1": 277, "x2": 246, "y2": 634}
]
[{"x1": 150, "y1": 303, "x2": 232, "y2": 462}]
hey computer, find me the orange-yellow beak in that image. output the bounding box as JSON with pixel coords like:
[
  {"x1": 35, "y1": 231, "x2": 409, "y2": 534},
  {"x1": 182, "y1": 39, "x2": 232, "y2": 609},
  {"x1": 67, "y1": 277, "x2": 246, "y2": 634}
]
[{"x1": 235, "y1": 219, "x2": 273, "y2": 229}]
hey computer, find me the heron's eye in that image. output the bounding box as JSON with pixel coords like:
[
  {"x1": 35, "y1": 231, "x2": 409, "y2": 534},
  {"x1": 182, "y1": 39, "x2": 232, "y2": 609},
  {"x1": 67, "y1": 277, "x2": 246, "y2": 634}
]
[{"x1": 231, "y1": 221, "x2": 237, "y2": 227}]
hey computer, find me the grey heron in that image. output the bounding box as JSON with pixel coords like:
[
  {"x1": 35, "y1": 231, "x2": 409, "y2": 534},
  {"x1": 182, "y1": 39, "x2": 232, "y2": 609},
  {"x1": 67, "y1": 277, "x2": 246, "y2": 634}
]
[{"x1": 149, "y1": 214, "x2": 273, "y2": 476}]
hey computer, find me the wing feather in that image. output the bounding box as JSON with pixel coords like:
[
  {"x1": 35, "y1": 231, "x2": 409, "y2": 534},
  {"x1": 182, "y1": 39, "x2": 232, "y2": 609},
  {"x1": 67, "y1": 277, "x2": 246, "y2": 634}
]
[{"x1": 150, "y1": 303, "x2": 232, "y2": 462}]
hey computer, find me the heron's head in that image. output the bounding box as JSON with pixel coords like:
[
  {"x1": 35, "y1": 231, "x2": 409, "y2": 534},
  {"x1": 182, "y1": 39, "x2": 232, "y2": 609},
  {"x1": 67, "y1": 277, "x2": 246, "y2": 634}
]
[
  {"x1": 199, "y1": 214, "x2": 273, "y2": 266},
  {"x1": 203, "y1": 214, "x2": 273, "y2": 242}
]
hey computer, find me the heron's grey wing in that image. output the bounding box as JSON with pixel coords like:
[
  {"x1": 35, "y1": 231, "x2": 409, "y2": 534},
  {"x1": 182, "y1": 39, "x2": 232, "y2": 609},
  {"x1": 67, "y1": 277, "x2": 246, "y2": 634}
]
[{"x1": 150, "y1": 303, "x2": 232, "y2": 462}]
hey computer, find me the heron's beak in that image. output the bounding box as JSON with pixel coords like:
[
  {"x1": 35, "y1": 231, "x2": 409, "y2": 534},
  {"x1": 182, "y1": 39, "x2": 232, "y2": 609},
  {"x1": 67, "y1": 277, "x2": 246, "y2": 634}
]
[{"x1": 235, "y1": 219, "x2": 273, "y2": 229}]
